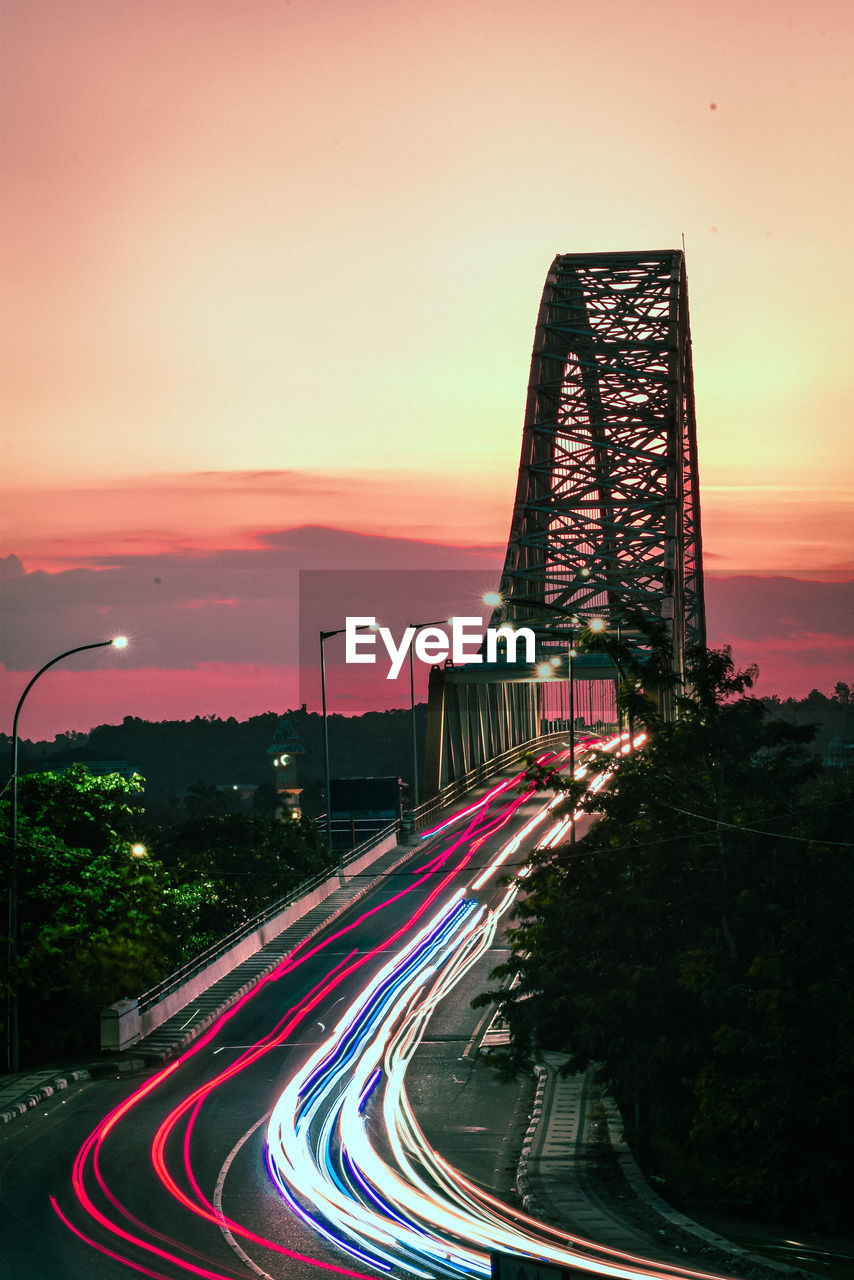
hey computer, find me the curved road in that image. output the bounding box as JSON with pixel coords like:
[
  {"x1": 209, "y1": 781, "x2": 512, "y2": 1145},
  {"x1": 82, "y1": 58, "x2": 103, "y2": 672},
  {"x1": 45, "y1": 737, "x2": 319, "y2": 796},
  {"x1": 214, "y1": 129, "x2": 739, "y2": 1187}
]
[{"x1": 1, "y1": 735, "x2": 731, "y2": 1280}]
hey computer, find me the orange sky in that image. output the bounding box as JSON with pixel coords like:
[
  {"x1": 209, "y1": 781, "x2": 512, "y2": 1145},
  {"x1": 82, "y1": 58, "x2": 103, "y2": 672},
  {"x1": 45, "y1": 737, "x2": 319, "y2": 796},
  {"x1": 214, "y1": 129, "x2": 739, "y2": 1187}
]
[{"x1": 1, "y1": 0, "x2": 852, "y2": 737}]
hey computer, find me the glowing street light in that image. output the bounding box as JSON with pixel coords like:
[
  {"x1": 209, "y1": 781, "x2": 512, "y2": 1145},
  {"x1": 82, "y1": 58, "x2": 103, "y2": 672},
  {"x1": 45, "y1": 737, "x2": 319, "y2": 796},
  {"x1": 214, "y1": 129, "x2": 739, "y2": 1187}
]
[
  {"x1": 319, "y1": 622, "x2": 377, "y2": 878},
  {"x1": 531, "y1": 631, "x2": 581, "y2": 847},
  {"x1": 408, "y1": 619, "x2": 453, "y2": 809},
  {"x1": 6, "y1": 636, "x2": 129, "y2": 1071}
]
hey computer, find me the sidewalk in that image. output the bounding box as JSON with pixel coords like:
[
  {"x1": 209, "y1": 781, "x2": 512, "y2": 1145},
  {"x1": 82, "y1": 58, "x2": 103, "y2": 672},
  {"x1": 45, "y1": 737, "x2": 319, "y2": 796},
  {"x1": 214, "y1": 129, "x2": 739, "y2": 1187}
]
[
  {"x1": 518, "y1": 1055, "x2": 660, "y2": 1255},
  {"x1": 0, "y1": 1064, "x2": 116, "y2": 1122},
  {"x1": 517, "y1": 1053, "x2": 812, "y2": 1279}
]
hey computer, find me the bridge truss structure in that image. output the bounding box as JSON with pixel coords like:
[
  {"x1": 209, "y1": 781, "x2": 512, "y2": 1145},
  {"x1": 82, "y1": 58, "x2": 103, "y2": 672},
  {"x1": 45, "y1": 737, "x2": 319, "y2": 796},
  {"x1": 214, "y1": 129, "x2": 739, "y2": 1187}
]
[{"x1": 423, "y1": 249, "x2": 706, "y2": 794}]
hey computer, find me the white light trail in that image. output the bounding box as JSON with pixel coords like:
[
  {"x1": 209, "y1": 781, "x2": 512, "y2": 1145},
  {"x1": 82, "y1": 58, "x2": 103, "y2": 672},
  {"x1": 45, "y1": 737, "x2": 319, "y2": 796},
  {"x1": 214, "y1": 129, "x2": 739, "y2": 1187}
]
[{"x1": 264, "y1": 733, "x2": 730, "y2": 1280}]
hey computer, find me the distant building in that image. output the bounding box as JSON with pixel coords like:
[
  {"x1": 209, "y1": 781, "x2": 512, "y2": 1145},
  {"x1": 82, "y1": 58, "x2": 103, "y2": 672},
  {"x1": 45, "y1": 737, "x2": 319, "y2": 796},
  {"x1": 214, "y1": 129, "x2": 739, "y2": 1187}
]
[{"x1": 267, "y1": 717, "x2": 305, "y2": 818}]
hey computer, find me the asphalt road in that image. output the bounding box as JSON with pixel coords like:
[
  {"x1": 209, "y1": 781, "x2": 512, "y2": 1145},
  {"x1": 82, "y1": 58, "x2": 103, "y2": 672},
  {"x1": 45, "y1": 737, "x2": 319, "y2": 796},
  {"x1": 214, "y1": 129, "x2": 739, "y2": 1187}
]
[{"x1": 1, "y1": 771, "x2": 556, "y2": 1280}]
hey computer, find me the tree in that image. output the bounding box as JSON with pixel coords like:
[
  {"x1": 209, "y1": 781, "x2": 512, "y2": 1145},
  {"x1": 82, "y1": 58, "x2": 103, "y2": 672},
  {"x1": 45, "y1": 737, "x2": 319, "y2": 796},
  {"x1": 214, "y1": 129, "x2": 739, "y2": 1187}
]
[
  {"x1": 477, "y1": 647, "x2": 854, "y2": 1228},
  {"x1": 833, "y1": 680, "x2": 852, "y2": 706},
  {"x1": 150, "y1": 812, "x2": 331, "y2": 958},
  {"x1": 1, "y1": 766, "x2": 169, "y2": 1063},
  {"x1": 0, "y1": 766, "x2": 335, "y2": 1063}
]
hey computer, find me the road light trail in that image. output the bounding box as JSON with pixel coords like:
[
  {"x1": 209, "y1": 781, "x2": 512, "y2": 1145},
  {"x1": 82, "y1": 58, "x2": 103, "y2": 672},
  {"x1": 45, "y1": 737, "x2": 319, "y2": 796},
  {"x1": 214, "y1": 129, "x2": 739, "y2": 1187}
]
[
  {"x1": 262, "y1": 741, "x2": 736, "y2": 1280},
  {"x1": 55, "y1": 730, "x2": 728, "y2": 1280},
  {"x1": 57, "y1": 756, "x2": 542, "y2": 1275}
]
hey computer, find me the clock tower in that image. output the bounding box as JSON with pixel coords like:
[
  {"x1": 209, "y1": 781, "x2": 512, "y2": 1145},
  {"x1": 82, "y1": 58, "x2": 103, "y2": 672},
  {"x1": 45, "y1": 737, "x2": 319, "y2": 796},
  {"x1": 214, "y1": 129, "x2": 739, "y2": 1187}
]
[{"x1": 267, "y1": 717, "x2": 305, "y2": 819}]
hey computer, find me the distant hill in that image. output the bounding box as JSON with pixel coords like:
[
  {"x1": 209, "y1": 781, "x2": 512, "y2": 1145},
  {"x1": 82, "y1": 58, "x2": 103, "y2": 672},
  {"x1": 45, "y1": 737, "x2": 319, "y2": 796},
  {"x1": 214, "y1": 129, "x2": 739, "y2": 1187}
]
[
  {"x1": 3, "y1": 705, "x2": 428, "y2": 816},
  {"x1": 5, "y1": 684, "x2": 849, "y2": 816}
]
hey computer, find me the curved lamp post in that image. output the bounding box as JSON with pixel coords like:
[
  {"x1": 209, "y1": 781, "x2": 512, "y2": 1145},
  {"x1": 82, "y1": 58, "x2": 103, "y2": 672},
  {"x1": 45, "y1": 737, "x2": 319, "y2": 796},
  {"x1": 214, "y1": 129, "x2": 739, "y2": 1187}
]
[
  {"x1": 6, "y1": 636, "x2": 128, "y2": 1071},
  {"x1": 319, "y1": 627, "x2": 341, "y2": 871},
  {"x1": 319, "y1": 623, "x2": 376, "y2": 883},
  {"x1": 485, "y1": 590, "x2": 614, "y2": 849},
  {"x1": 407, "y1": 619, "x2": 454, "y2": 810}
]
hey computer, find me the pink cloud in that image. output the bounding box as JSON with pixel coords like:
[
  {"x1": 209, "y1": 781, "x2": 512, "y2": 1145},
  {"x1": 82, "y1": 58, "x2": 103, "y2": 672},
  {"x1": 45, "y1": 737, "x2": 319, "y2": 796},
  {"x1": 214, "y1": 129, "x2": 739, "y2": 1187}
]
[
  {"x1": 705, "y1": 575, "x2": 853, "y2": 699},
  {"x1": 0, "y1": 472, "x2": 509, "y2": 572},
  {"x1": 0, "y1": 528, "x2": 502, "y2": 738},
  {"x1": 2, "y1": 529, "x2": 850, "y2": 741},
  {"x1": 701, "y1": 489, "x2": 854, "y2": 573},
  {"x1": 704, "y1": 576, "x2": 854, "y2": 642}
]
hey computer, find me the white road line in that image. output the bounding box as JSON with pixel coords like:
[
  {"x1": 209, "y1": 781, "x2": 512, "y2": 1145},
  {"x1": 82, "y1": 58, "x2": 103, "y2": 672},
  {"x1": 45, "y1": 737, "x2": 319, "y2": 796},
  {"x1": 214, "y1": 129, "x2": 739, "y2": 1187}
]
[{"x1": 213, "y1": 1110, "x2": 276, "y2": 1280}]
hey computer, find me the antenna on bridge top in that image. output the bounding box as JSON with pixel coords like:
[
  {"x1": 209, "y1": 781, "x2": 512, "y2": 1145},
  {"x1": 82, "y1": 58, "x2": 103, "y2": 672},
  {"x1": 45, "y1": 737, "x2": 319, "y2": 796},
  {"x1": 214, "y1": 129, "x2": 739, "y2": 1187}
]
[{"x1": 682, "y1": 231, "x2": 686, "y2": 254}]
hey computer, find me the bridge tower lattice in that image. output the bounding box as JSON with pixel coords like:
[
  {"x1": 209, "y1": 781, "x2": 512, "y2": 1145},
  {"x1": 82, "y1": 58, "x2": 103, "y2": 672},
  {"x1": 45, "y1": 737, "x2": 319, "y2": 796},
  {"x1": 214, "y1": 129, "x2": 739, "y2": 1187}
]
[
  {"x1": 422, "y1": 249, "x2": 706, "y2": 794},
  {"x1": 496, "y1": 248, "x2": 705, "y2": 681}
]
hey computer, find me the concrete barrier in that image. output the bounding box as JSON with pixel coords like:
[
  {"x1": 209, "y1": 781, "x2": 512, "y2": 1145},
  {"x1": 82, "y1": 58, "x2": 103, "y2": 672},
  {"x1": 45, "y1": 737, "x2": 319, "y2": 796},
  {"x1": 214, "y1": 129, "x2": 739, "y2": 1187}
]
[
  {"x1": 101, "y1": 828, "x2": 401, "y2": 1052},
  {"x1": 101, "y1": 998, "x2": 143, "y2": 1052}
]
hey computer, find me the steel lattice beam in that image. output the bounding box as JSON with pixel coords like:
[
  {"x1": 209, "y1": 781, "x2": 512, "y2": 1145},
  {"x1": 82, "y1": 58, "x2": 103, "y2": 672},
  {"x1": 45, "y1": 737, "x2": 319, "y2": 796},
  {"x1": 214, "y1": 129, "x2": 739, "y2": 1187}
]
[
  {"x1": 495, "y1": 249, "x2": 705, "y2": 682},
  {"x1": 422, "y1": 250, "x2": 706, "y2": 794}
]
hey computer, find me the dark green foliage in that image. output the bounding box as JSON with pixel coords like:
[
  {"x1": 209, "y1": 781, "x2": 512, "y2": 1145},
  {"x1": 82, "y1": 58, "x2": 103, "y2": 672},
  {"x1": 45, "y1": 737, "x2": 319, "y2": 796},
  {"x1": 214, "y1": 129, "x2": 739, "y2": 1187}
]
[
  {"x1": 477, "y1": 648, "x2": 854, "y2": 1229},
  {"x1": 3, "y1": 705, "x2": 427, "y2": 816},
  {"x1": 761, "y1": 681, "x2": 854, "y2": 763},
  {"x1": 1, "y1": 766, "x2": 332, "y2": 1064},
  {"x1": 1, "y1": 766, "x2": 169, "y2": 1061},
  {"x1": 151, "y1": 812, "x2": 331, "y2": 960}
]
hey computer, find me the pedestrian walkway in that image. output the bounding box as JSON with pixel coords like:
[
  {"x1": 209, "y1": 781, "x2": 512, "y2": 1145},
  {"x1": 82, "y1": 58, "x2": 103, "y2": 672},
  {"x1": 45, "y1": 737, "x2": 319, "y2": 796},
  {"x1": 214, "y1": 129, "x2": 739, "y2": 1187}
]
[
  {"x1": 0, "y1": 1067, "x2": 93, "y2": 1122},
  {"x1": 132, "y1": 837, "x2": 425, "y2": 1061},
  {"x1": 515, "y1": 1052, "x2": 806, "y2": 1278},
  {"x1": 0, "y1": 835, "x2": 421, "y2": 1121},
  {"x1": 517, "y1": 1054, "x2": 681, "y2": 1258}
]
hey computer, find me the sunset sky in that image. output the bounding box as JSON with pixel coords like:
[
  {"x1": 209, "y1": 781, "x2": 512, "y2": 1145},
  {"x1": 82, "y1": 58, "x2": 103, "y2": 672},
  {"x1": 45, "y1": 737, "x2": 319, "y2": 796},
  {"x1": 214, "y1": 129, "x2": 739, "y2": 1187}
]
[{"x1": 1, "y1": 0, "x2": 852, "y2": 741}]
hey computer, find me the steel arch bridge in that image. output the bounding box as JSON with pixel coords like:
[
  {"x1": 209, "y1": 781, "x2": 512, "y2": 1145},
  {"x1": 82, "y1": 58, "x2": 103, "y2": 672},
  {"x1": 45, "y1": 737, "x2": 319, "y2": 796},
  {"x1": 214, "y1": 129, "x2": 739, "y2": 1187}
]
[{"x1": 423, "y1": 249, "x2": 706, "y2": 795}]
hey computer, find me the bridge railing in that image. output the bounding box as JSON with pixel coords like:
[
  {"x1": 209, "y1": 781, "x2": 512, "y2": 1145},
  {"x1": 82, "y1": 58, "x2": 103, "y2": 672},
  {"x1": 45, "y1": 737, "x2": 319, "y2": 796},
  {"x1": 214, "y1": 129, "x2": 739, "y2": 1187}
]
[
  {"x1": 119, "y1": 729, "x2": 567, "y2": 1042},
  {"x1": 407, "y1": 729, "x2": 570, "y2": 832},
  {"x1": 135, "y1": 820, "x2": 398, "y2": 1015}
]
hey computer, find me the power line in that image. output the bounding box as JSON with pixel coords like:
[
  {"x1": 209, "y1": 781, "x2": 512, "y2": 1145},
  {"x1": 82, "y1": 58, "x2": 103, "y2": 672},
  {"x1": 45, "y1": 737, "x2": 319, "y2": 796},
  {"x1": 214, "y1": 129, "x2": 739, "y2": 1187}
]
[{"x1": 656, "y1": 799, "x2": 853, "y2": 848}]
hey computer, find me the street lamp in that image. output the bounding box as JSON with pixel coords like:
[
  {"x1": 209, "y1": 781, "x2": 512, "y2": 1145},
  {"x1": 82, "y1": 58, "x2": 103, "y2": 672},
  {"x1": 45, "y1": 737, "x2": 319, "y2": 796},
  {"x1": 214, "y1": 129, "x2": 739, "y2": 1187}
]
[
  {"x1": 534, "y1": 633, "x2": 578, "y2": 846},
  {"x1": 408, "y1": 619, "x2": 453, "y2": 809},
  {"x1": 319, "y1": 628, "x2": 340, "y2": 875},
  {"x1": 6, "y1": 636, "x2": 128, "y2": 1071},
  {"x1": 319, "y1": 622, "x2": 376, "y2": 881}
]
